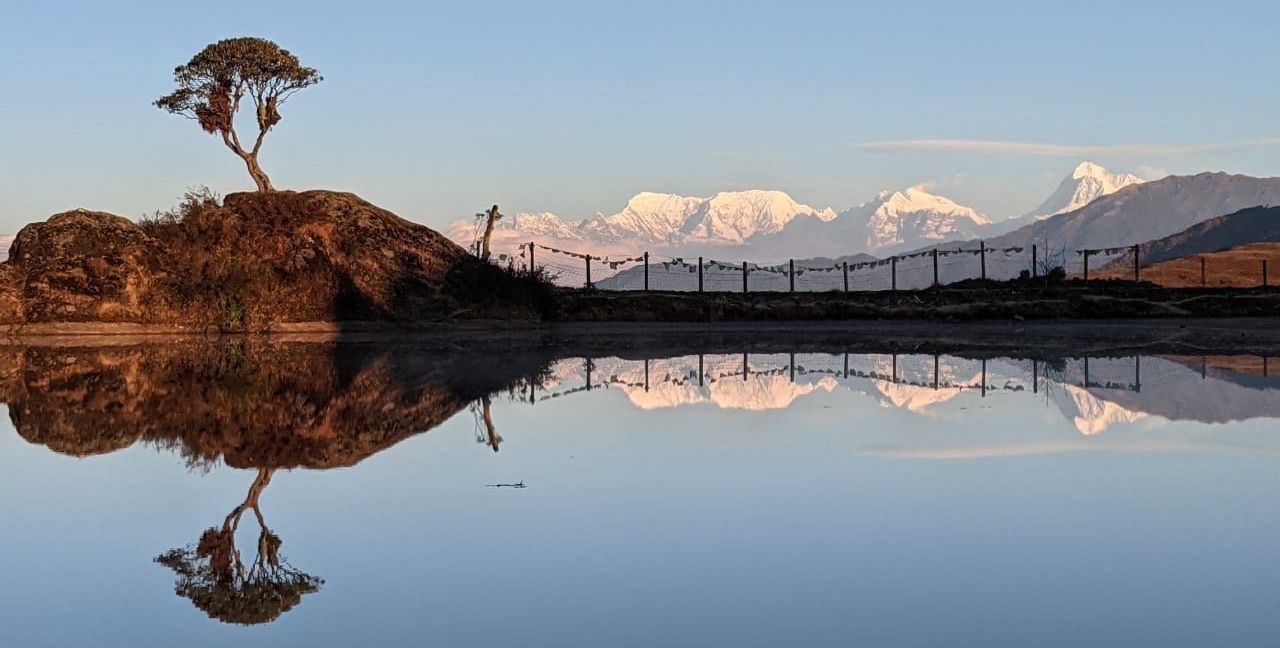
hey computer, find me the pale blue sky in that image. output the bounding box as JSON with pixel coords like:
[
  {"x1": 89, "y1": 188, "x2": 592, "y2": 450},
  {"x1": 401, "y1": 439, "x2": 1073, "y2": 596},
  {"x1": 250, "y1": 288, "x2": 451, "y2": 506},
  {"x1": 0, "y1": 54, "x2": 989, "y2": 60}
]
[{"x1": 2, "y1": 0, "x2": 1278, "y2": 235}]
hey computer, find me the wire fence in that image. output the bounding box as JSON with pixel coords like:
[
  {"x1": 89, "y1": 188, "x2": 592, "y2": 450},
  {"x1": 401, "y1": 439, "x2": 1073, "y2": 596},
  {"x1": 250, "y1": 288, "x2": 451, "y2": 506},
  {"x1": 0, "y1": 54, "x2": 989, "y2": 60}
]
[{"x1": 486, "y1": 241, "x2": 1232, "y2": 292}]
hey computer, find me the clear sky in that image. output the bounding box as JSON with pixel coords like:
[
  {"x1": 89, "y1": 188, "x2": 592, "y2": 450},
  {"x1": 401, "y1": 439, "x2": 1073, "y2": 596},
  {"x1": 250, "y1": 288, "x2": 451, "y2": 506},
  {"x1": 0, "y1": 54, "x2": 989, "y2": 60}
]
[{"x1": 2, "y1": 0, "x2": 1278, "y2": 235}]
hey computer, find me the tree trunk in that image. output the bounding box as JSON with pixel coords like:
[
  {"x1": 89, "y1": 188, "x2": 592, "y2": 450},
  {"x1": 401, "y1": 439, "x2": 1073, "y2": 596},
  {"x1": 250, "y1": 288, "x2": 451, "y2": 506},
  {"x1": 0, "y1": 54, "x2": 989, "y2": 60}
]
[
  {"x1": 242, "y1": 153, "x2": 275, "y2": 192},
  {"x1": 480, "y1": 205, "x2": 501, "y2": 261}
]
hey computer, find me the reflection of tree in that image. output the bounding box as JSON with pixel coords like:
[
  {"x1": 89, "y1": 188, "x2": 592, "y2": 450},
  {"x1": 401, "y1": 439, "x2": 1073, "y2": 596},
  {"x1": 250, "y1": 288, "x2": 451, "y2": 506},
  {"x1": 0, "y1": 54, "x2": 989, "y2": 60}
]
[
  {"x1": 155, "y1": 468, "x2": 322, "y2": 625},
  {"x1": 472, "y1": 395, "x2": 502, "y2": 452}
]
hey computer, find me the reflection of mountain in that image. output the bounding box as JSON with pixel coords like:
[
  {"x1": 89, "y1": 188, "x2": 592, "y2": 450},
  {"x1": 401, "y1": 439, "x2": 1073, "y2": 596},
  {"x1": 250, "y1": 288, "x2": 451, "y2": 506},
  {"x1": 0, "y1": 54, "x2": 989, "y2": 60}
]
[{"x1": 536, "y1": 353, "x2": 1280, "y2": 433}]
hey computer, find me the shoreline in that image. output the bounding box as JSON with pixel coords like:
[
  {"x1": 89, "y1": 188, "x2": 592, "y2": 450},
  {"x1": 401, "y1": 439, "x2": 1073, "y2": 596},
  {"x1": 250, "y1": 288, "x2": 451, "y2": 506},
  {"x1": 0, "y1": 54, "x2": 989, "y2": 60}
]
[{"x1": 5, "y1": 317, "x2": 1280, "y2": 357}]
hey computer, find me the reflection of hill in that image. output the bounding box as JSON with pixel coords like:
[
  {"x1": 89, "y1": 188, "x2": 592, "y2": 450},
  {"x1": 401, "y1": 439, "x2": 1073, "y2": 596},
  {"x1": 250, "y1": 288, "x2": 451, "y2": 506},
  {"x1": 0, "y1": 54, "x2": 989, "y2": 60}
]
[{"x1": 0, "y1": 341, "x2": 542, "y2": 469}]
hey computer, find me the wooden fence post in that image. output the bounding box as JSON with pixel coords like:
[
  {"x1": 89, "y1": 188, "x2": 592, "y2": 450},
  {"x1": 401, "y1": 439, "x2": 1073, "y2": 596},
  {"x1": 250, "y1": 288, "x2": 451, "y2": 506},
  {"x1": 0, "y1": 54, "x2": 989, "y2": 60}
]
[
  {"x1": 585, "y1": 254, "x2": 592, "y2": 288},
  {"x1": 843, "y1": 261, "x2": 849, "y2": 293},
  {"x1": 891, "y1": 256, "x2": 898, "y2": 291},
  {"x1": 643, "y1": 252, "x2": 649, "y2": 291},
  {"x1": 742, "y1": 261, "x2": 748, "y2": 294},
  {"x1": 529, "y1": 241, "x2": 535, "y2": 274},
  {"x1": 1201, "y1": 256, "x2": 1207, "y2": 288},
  {"x1": 698, "y1": 256, "x2": 704, "y2": 292},
  {"x1": 932, "y1": 249, "x2": 939, "y2": 287},
  {"x1": 1032, "y1": 244, "x2": 1038, "y2": 278},
  {"x1": 789, "y1": 259, "x2": 795, "y2": 293},
  {"x1": 1133, "y1": 244, "x2": 1140, "y2": 282},
  {"x1": 979, "y1": 241, "x2": 986, "y2": 281}
]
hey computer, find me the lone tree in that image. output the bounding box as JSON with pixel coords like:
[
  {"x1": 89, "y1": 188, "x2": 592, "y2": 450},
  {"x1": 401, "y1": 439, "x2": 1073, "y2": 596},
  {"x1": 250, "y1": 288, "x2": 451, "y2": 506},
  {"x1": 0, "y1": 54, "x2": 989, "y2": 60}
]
[{"x1": 155, "y1": 37, "x2": 322, "y2": 192}]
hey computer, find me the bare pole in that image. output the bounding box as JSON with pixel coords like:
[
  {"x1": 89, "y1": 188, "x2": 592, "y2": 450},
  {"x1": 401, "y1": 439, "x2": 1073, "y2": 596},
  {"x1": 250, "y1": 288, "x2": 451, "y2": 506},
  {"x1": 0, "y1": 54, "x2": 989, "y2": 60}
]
[
  {"x1": 979, "y1": 241, "x2": 986, "y2": 281},
  {"x1": 529, "y1": 241, "x2": 535, "y2": 275},
  {"x1": 585, "y1": 254, "x2": 592, "y2": 288},
  {"x1": 742, "y1": 261, "x2": 748, "y2": 294},
  {"x1": 932, "y1": 249, "x2": 939, "y2": 287},
  {"x1": 1032, "y1": 244, "x2": 1038, "y2": 278},
  {"x1": 789, "y1": 259, "x2": 795, "y2": 293},
  {"x1": 1133, "y1": 244, "x2": 1141, "y2": 282},
  {"x1": 843, "y1": 261, "x2": 849, "y2": 293},
  {"x1": 892, "y1": 256, "x2": 898, "y2": 291},
  {"x1": 1201, "y1": 256, "x2": 1207, "y2": 288},
  {"x1": 643, "y1": 252, "x2": 649, "y2": 292},
  {"x1": 698, "y1": 257, "x2": 704, "y2": 292}
]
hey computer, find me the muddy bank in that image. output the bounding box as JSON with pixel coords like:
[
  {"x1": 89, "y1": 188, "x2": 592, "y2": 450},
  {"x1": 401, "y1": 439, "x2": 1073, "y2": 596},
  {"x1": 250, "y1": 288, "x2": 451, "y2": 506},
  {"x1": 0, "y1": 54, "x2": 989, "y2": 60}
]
[
  {"x1": 555, "y1": 283, "x2": 1280, "y2": 322},
  {"x1": 5, "y1": 318, "x2": 1280, "y2": 359}
]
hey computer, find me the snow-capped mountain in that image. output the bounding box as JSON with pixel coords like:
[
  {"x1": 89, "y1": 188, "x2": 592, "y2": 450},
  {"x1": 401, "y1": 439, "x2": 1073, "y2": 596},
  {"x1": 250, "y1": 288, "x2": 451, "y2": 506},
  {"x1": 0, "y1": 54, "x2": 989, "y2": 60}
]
[
  {"x1": 1028, "y1": 162, "x2": 1145, "y2": 221},
  {"x1": 853, "y1": 186, "x2": 991, "y2": 252},
  {"x1": 990, "y1": 162, "x2": 1145, "y2": 235},
  {"x1": 748, "y1": 185, "x2": 990, "y2": 259},
  {"x1": 682, "y1": 190, "x2": 837, "y2": 244},
  {"x1": 446, "y1": 189, "x2": 834, "y2": 254}
]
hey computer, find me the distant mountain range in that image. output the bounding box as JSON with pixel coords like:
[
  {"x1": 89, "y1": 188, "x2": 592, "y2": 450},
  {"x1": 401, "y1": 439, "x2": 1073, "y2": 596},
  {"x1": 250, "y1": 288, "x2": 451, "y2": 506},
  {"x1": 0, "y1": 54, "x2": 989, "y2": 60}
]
[
  {"x1": 0, "y1": 234, "x2": 12, "y2": 261},
  {"x1": 448, "y1": 163, "x2": 1280, "y2": 265},
  {"x1": 448, "y1": 162, "x2": 1140, "y2": 258}
]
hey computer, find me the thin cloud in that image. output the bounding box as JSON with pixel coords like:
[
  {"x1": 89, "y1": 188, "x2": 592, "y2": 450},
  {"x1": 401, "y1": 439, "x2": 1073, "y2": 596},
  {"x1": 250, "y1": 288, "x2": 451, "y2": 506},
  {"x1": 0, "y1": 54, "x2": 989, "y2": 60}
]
[{"x1": 855, "y1": 138, "x2": 1280, "y2": 157}]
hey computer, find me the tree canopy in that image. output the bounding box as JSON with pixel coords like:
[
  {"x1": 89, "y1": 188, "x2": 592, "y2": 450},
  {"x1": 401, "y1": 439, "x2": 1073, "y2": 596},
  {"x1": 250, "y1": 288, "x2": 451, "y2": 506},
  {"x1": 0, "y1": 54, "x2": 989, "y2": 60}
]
[{"x1": 155, "y1": 37, "x2": 322, "y2": 192}]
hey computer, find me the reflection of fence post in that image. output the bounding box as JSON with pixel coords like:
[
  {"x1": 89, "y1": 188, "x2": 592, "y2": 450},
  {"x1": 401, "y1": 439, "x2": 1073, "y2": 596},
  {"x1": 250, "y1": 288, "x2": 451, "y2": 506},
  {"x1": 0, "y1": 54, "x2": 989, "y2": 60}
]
[
  {"x1": 1133, "y1": 244, "x2": 1140, "y2": 282},
  {"x1": 1201, "y1": 256, "x2": 1207, "y2": 288},
  {"x1": 743, "y1": 352, "x2": 749, "y2": 381},
  {"x1": 1032, "y1": 244, "x2": 1038, "y2": 278},
  {"x1": 981, "y1": 359, "x2": 987, "y2": 397},
  {"x1": 644, "y1": 358, "x2": 650, "y2": 392},
  {"x1": 932, "y1": 250, "x2": 939, "y2": 287},
  {"x1": 789, "y1": 259, "x2": 795, "y2": 293},
  {"x1": 585, "y1": 254, "x2": 592, "y2": 288},
  {"x1": 742, "y1": 261, "x2": 748, "y2": 294},
  {"x1": 933, "y1": 354, "x2": 939, "y2": 390},
  {"x1": 892, "y1": 256, "x2": 898, "y2": 291},
  {"x1": 643, "y1": 252, "x2": 649, "y2": 292},
  {"x1": 1134, "y1": 356, "x2": 1141, "y2": 393},
  {"x1": 980, "y1": 241, "x2": 987, "y2": 281},
  {"x1": 789, "y1": 352, "x2": 795, "y2": 382},
  {"x1": 698, "y1": 354, "x2": 704, "y2": 386},
  {"x1": 843, "y1": 261, "x2": 849, "y2": 293},
  {"x1": 1032, "y1": 360, "x2": 1038, "y2": 394},
  {"x1": 843, "y1": 352, "x2": 849, "y2": 379}
]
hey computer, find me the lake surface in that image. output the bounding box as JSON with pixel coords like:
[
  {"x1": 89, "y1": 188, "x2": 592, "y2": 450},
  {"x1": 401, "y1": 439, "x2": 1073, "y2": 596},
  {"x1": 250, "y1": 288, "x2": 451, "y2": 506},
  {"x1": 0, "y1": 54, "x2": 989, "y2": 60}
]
[{"x1": 3, "y1": 336, "x2": 1280, "y2": 647}]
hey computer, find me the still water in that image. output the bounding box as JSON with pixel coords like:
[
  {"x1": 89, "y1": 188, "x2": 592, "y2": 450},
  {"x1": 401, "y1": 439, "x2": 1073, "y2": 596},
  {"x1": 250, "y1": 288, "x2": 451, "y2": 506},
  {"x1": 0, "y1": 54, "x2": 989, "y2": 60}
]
[{"x1": 3, "y1": 337, "x2": 1280, "y2": 647}]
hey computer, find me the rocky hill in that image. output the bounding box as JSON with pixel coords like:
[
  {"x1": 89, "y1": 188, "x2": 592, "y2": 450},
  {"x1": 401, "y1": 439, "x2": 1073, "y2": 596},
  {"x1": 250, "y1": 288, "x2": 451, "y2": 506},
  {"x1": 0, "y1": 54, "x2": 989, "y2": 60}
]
[
  {"x1": 1128, "y1": 205, "x2": 1280, "y2": 265},
  {"x1": 0, "y1": 190, "x2": 553, "y2": 331},
  {"x1": 988, "y1": 172, "x2": 1280, "y2": 252}
]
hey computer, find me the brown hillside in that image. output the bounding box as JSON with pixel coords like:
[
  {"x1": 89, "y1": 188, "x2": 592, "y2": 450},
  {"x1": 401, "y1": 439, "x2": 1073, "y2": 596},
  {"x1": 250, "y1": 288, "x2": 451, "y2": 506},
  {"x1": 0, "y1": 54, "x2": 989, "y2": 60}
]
[{"x1": 1091, "y1": 242, "x2": 1280, "y2": 288}]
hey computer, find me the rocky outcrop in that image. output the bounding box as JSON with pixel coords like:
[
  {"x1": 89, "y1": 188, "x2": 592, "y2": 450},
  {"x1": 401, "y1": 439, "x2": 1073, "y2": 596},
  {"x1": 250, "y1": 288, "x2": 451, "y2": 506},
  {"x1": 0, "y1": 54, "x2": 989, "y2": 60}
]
[
  {"x1": 4, "y1": 210, "x2": 166, "y2": 323},
  {"x1": 0, "y1": 190, "x2": 553, "y2": 331}
]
